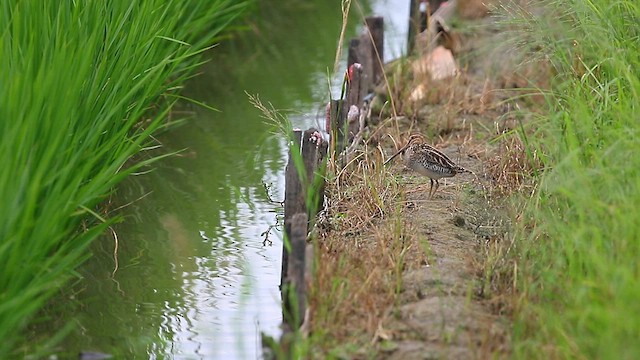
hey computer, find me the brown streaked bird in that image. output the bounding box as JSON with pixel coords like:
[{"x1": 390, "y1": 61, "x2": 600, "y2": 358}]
[{"x1": 384, "y1": 134, "x2": 472, "y2": 198}]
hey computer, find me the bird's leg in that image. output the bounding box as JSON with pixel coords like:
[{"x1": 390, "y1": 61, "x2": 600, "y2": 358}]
[
  {"x1": 428, "y1": 178, "x2": 435, "y2": 199},
  {"x1": 434, "y1": 179, "x2": 440, "y2": 197}
]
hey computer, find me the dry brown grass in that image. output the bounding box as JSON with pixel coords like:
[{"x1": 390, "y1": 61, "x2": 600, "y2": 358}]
[
  {"x1": 308, "y1": 146, "x2": 427, "y2": 354},
  {"x1": 485, "y1": 133, "x2": 542, "y2": 194},
  {"x1": 302, "y1": 2, "x2": 555, "y2": 356},
  {"x1": 380, "y1": 49, "x2": 506, "y2": 137}
]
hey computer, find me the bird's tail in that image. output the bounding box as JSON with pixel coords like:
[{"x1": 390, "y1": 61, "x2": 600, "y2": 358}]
[{"x1": 455, "y1": 166, "x2": 474, "y2": 175}]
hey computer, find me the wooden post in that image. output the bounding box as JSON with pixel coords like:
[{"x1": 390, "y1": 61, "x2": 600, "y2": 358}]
[
  {"x1": 280, "y1": 128, "x2": 327, "y2": 340},
  {"x1": 285, "y1": 213, "x2": 308, "y2": 327},
  {"x1": 347, "y1": 33, "x2": 377, "y2": 95},
  {"x1": 365, "y1": 16, "x2": 384, "y2": 86},
  {"x1": 347, "y1": 17, "x2": 383, "y2": 97},
  {"x1": 282, "y1": 129, "x2": 303, "y2": 288},
  {"x1": 347, "y1": 38, "x2": 361, "y2": 69},
  {"x1": 348, "y1": 35, "x2": 371, "y2": 91},
  {"x1": 300, "y1": 128, "x2": 327, "y2": 223},
  {"x1": 329, "y1": 99, "x2": 347, "y2": 155},
  {"x1": 407, "y1": 0, "x2": 421, "y2": 55},
  {"x1": 282, "y1": 129, "x2": 327, "y2": 287},
  {"x1": 345, "y1": 63, "x2": 364, "y2": 141},
  {"x1": 346, "y1": 64, "x2": 364, "y2": 111}
]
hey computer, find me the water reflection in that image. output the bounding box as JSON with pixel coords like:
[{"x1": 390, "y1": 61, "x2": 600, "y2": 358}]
[{"x1": 34, "y1": 1, "x2": 410, "y2": 358}]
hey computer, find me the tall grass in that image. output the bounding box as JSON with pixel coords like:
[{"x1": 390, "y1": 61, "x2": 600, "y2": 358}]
[
  {"x1": 0, "y1": 0, "x2": 248, "y2": 356},
  {"x1": 508, "y1": 0, "x2": 640, "y2": 357}
]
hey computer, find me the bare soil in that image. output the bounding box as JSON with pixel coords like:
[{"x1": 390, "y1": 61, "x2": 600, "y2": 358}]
[
  {"x1": 364, "y1": 5, "x2": 544, "y2": 355},
  {"x1": 377, "y1": 147, "x2": 510, "y2": 359},
  {"x1": 311, "y1": 2, "x2": 544, "y2": 358}
]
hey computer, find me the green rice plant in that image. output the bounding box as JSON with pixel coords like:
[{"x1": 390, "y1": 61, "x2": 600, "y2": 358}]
[
  {"x1": 506, "y1": 0, "x2": 640, "y2": 357},
  {"x1": 0, "y1": 0, "x2": 248, "y2": 356}
]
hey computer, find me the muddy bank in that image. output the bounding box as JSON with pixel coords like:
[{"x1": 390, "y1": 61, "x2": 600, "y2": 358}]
[{"x1": 308, "y1": 1, "x2": 542, "y2": 358}]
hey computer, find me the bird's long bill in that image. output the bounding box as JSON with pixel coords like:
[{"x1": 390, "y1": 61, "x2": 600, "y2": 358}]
[{"x1": 383, "y1": 143, "x2": 408, "y2": 166}]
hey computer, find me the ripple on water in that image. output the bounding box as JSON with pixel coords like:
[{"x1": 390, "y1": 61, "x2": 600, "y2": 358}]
[{"x1": 151, "y1": 204, "x2": 282, "y2": 358}]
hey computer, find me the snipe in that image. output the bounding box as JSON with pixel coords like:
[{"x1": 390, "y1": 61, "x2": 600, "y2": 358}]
[{"x1": 384, "y1": 134, "x2": 472, "y2": 198}]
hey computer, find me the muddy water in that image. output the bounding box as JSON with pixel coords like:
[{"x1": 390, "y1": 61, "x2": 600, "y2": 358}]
[{"x1": 39, "y1": 1, "x2": 408, "y2": 359}]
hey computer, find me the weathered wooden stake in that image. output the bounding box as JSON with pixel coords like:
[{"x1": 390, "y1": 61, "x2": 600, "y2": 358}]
[
  {"x1": 347, "y1": 38, "x2": 361, "y2": 70},
  {"x1": 345, "y1": 63, "x2": 365, "y2": 141},
  {"x1": 347, "y1": 63, "x2": 366, "y2": 109},
  {"x1": 407, "y1": 0, "x2": 421, "y2": 55},
  {"x1": 329, "y1": 99, "x2": 347, "y2": 155},
  {"x1": 348, "y1": 36, "x2": 370, "y2": 91},
  {"x1": 340, "y1": 16, "x2": 385, "y2": 160},
  {"x1": 282, "y1": 128, "x2": 327, "y2": 291},
  {"x1": 348, "y1": 36, "x2": 372, "y2": 90},
  {"x1": 278, "y1": 128, "x2": 327, "y2": 354},
  {"x1": 285, "y1": 212, "x2": 308, "y2": 327},
  {"x1": 281, "y1": 129, "x2": 303, "y2": 288},
  {"x1": 300, "y1": 129, "x2": 327, "y2": 224},
  {"x1": 365, "y1": 16, "x2": 384, "y2": 86}
]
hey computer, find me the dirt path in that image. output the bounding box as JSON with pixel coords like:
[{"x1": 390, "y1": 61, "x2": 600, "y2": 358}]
[
  {"x1": 311, "y1": 3, "x2": 542, "y2": 357},
  {"x1": 380, "y1": 147, "x2": 509, "y2": 359},
  {"x1": 363, "y1": 6, "x2": 528, "y2": 358}
]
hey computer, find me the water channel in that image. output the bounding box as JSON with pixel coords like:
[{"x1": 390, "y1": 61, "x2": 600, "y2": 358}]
[{"x1": 39, "y1": 1, "x2": 408, "y2": 358}]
